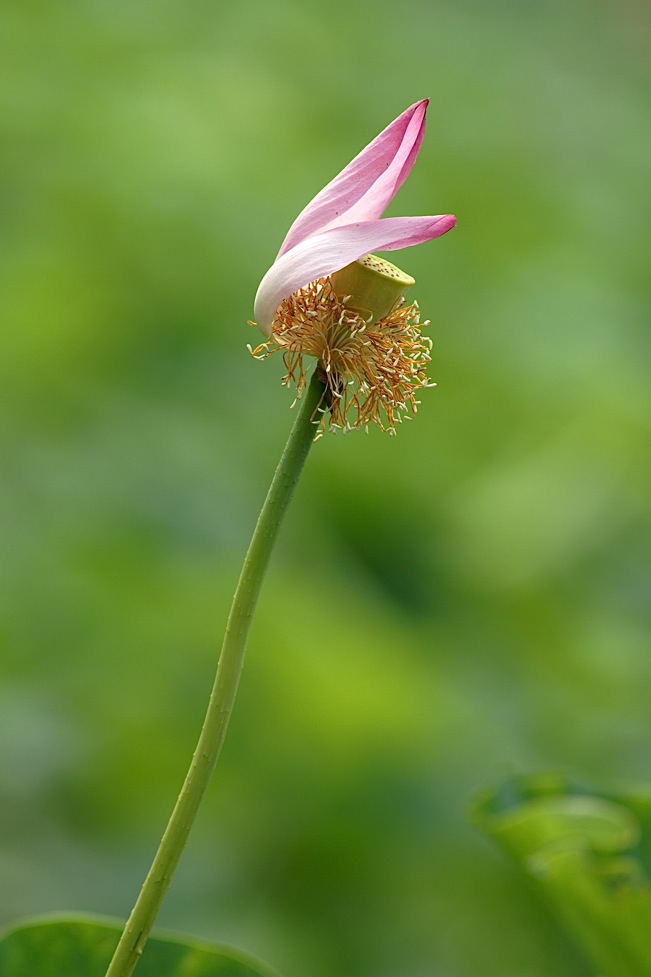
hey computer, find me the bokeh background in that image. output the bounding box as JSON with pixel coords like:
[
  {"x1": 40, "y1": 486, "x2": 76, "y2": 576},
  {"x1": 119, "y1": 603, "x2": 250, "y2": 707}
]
[{"x1": 1, "y1": 0, "x2": 650, "y2": 974}]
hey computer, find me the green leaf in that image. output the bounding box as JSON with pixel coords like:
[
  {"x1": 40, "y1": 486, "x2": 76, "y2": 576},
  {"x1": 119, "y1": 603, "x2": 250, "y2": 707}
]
[
  {"x1": 0, "y1": 915, "x2": 281, "y2": 977},
  {"x1": 472, "y1": 773, "x2": 651, "y2": 977}
]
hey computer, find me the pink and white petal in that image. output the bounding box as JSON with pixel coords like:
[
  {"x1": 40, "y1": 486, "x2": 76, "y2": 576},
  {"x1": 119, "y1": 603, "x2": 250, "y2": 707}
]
[
  {"x1": 277, "y1": 100, "x2": 429, "y2": 258},
  {"x1": 255, "y1": 214, "x2": 456, "y2": 335}
]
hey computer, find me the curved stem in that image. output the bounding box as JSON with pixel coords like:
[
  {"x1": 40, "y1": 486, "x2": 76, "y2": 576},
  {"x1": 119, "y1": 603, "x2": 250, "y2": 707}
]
[{"x1": 105, "y1": 370, "x2": 325, "y2": 977}]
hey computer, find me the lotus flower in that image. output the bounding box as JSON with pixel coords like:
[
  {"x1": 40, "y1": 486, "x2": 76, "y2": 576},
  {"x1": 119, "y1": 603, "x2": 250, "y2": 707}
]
[
  {"x1": 253, "y1": 99, "x2": 456, "y2": 336},
  {"x1": 251, "y1": 100, "x2": 456, "y2": 434}
]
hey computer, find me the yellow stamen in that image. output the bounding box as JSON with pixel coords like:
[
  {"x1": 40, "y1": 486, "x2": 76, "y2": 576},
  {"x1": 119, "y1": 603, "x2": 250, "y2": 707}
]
[{"x1": 250, "y1": 277, "x2": 434, "y2": 435}]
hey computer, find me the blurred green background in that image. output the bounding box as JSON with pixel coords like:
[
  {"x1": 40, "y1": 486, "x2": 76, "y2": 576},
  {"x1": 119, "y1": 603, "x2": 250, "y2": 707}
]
[{"x1": 1, "y1": 0, "x2": 650, "y2": 974}]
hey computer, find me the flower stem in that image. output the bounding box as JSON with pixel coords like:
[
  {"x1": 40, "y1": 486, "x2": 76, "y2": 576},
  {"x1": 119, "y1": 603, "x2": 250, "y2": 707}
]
[{"x1": 104, "y1": 370, "x2": 325, "y2": 977}]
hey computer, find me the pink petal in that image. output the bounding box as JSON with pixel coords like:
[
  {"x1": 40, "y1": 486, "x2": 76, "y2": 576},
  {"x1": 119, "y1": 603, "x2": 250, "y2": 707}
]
[
  {"x1": 277, "y1": 100, "x2": 429, "y2": 258},
  {"x1": 254, "y1": 214, "x2": 456, "y2": 335}
]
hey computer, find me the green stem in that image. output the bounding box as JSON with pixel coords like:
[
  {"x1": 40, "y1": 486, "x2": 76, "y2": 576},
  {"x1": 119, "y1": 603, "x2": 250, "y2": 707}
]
[{"x1": 105, "y1": 370, "x2": 325, "y2": 977}]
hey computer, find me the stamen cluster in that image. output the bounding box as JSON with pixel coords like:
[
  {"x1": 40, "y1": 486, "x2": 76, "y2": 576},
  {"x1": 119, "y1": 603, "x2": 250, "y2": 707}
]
[{"x1": 250, "y1": 278, "x2": 434, "y2": 435}]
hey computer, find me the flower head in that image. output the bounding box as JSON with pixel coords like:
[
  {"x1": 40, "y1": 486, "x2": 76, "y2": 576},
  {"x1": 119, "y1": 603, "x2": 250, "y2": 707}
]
[{"x1": 251, "y1": 100, "x2": 456, "y2": 434}]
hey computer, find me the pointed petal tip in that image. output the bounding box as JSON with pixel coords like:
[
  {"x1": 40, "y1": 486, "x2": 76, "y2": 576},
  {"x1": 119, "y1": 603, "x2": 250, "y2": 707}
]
[
  {"x1": 412, "y1": 98, "x2": 429, "y2": 120},
  {"x1": 277, "y1": 99, "x2": 432, "y2": 257},
  {"x1": 406, "y1": 99, "x2": 429, "y2": 126},
  {"x1": 426, "y1": 214, "x2": 457, "y2": 237},
  {"x1": 398, "y1": 98, "x2": 428, "y2": 117}
]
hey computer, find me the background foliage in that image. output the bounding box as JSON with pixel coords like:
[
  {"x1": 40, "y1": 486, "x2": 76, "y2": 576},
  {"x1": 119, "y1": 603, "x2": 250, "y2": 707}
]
[{"x1": 1, "y1": 0, "x2": 650, "y2": 975}]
